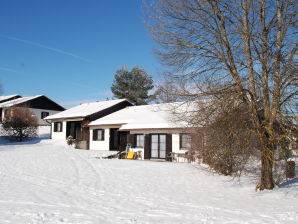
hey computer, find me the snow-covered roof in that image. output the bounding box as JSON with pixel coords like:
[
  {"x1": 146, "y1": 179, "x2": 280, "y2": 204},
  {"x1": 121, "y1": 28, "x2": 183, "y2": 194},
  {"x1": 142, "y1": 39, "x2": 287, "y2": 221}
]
[
  {"x1": 89, "y1": 102, "x2": 198, "y2": 130},
  {"x1": 0, "y1": 95, "x2": 42, "y2": 108},
  {"x1": 0, "y1": 94, "x2": 21, "y2": 102},
  {"x1": 45, "y1": 99, "x2": 129, "y2": 120}
]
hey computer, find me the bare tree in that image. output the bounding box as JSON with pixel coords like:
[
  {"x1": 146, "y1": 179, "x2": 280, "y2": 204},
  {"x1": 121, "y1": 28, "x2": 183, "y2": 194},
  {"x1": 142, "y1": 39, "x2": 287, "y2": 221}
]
[
  {"x1": 153, "y1": 72, "x2": 192, "y2": 103},
  {"x1": 145, "y1": 0, "x2": 297, "y2": 190},
  {"x1": 2, "y1": 106, "x2": 38, "y2": 142}
]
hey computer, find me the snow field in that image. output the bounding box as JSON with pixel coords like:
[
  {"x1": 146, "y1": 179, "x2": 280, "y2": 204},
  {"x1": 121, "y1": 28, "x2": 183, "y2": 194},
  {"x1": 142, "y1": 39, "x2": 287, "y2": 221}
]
[{"x1": 0, "y1": 135, "x2": 297, "y2": 223}]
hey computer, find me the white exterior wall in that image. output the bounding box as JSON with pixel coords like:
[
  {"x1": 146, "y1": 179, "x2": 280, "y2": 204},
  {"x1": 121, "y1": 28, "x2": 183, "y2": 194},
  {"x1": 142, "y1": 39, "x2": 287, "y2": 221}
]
[
  {"x1": 50, "y1": 118, "x2": 84, "y2": 140},
  {"x1": 172, "y1": 133, "x2": 180, "y2": 153},
  {"x1": 51, "y1": 121, "x2": 67, "y2": 140},
  {"x1": 89, "y1": 126, "x2": 121, "y2": 151},
  {"x1": 89, "y1": 127, "x2": 110, "y2": 150},
  {"x1": 172, "y1": 133, "x2": 188, "y2": 162},
  {"x1": 172, "y1": 133, "x2": 188, "y2": 153},
  {"x1": 29, "y1": 108, "x2": 63, "y2": 125}
]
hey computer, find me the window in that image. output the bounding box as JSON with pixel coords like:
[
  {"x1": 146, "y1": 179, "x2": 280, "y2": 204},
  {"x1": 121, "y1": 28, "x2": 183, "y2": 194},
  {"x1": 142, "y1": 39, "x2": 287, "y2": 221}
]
[
  {"x1": 93, "y1": 129, "x2": 105, "y2": 141},
  {"x1": 135, "y1": 134, "x2": 144, "y2": 148},
  {"x1": 54, "y1": 122, "x2": 62, "y2": 132},
  {"x1": 180, "y1": 134, "x2": 191, "y2": 150},
  {"x1": 41, "y1": 111, "x2": 49, "y2": 119}
]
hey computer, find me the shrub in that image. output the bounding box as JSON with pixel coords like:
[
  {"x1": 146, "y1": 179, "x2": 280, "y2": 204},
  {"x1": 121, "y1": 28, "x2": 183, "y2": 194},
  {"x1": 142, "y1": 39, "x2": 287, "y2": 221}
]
[
  {"x1": 286, "y1": 161, "x2": 296, "y2": 178},
  {"x1": 199, "y1": 105, "x2": 257, "y2": 176},
  {"x1": 2, "y1": 106, "x2": 38, "y2": 142}
]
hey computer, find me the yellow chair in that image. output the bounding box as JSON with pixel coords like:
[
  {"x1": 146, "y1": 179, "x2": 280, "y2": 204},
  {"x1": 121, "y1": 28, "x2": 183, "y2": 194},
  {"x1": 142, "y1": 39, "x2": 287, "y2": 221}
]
[{"x1": 126, "y1": 152, "x2": 135, "y2": 159}]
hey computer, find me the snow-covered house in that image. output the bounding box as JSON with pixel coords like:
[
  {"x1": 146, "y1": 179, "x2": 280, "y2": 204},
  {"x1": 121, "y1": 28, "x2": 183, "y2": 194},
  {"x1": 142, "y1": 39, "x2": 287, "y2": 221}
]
[
  {"x1": 88, "y1": 102, "x2": 195, "y2": 160},
  {"x1": 0, "y1": 95, "x2": 65, "y2": 125},
  {"x1": 44, "y1": 99, "x2": 132, "y2": 148}
]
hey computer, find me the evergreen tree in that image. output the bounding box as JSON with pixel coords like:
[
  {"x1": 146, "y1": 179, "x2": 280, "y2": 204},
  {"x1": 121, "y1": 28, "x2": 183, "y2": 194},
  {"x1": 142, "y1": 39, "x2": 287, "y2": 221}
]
[{"x1": 111, "y1": 66, "x2": 154, "y2": 105}]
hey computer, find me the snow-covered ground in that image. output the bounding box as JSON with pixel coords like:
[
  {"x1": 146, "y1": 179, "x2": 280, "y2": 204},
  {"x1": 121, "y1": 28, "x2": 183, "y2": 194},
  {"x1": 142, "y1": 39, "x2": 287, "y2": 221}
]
[{"x1": 0, "y1": 128, "x2": 297, "y2": 223}]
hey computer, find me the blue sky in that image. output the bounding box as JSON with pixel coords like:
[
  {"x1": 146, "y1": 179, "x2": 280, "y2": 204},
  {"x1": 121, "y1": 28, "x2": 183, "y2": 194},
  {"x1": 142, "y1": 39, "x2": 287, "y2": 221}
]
[{"x1": 0, "y1": 0, "x2": 160, "y2": 108}]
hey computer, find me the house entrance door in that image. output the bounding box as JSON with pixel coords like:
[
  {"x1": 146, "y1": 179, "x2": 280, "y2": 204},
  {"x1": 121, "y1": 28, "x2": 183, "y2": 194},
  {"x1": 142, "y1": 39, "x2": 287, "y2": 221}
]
[
  {"x1": 110, "y1": 128, "x2": 128, "y2": 151},
  {"x1": 118, "y1": 131, "x2": 128, "y2": 151},
  {"x1": 110, "y1": 128, "x2": 119, "y2": 151},
  {"x1": 66, "y1": 121, "x2": 81, "y2": 139},
  {"x1": 151, "y1": 134, "x2": 166, "y2": 159}
]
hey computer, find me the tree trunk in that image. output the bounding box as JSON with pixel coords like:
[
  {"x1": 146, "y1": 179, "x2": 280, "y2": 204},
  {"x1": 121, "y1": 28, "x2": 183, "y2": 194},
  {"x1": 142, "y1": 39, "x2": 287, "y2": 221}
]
[{"x1": 259, "y1": 146, "x2": 274, "y2": 190}]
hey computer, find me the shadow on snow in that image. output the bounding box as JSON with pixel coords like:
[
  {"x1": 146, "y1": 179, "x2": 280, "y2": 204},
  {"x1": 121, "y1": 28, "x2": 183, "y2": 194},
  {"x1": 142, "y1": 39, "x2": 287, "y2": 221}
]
[
  {"x1": 0, "y1": 135, "x2": 50, "y2": 148},
  {"x1": 278, "y1": 177, "x2": 298, "y2": 189}
]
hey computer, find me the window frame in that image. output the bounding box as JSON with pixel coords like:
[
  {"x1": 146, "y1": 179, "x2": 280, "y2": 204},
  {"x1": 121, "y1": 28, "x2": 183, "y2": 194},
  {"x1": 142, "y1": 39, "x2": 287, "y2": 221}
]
[
  {"x1": 135, "y1": 134, "x2": 144, "y2": 148},
  {"x1": 180, "y1": 134, "x2": 191, "y2": 150},
  {"x1": 93, "y1": 129, "x2": 105, "y2": 141},
  {"x1": 54, "y1": 122, "x2": 63, "y2": 132},
  {"x1": 150, "y1": 134, "x2": 167, "y2": 159},
  {"x1": 41, "y1": 111, "x2": 50, "y2": 119}
]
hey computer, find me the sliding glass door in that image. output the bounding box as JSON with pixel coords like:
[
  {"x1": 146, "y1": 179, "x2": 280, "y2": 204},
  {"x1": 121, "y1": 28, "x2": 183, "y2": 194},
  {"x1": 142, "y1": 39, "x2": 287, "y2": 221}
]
[{"x1": 151, "y1": 134, "x2": 166, "y2": 159}]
